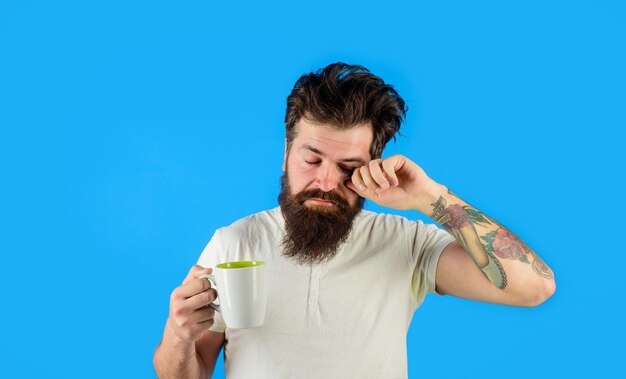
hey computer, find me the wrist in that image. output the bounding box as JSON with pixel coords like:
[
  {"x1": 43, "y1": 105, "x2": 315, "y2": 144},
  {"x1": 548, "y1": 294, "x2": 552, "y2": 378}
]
[
  {"x1": 413, "y1": 183, "x2": 449, "y2": 215},
  {"x1": 163, "y1": 318, "x2": 197, "y2": 357}
]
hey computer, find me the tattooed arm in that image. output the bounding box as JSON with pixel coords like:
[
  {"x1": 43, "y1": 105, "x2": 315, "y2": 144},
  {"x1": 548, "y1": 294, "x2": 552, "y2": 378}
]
[
  {"x1": 347, "y1": 154, "x2": 556, "y2": 307},
  {"x1": 428, "y1": 190, "x2": 555, "y2": 306}
]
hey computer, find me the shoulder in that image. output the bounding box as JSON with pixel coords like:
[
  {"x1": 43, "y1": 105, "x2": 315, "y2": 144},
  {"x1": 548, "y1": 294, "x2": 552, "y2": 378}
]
[
  {"x1": 198, "y1": 208, "x2": 283, "y2": 267},
  {"x1": 215, "y1": 207, "x2": 283, "y2": 242},
  {"x1": 352, "y1": 210, "x2": 447, "y2": 242},
  {"x1": 353, "y1": 209, "x2": 417, "y2": 232}
]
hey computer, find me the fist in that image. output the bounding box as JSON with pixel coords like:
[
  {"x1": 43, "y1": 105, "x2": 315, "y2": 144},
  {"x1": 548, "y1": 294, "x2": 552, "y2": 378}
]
[
  {"x1": 347, "y1": 154, "x2": 443, "y2": 212},
  {"x1": 167, "y1": 265, "x2": 218, "y2": 343}
]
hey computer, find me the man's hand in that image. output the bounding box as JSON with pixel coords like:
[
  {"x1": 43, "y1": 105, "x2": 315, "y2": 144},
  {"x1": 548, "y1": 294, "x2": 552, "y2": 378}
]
[
  {"x1": 346, "y1": 154, "x2": 447, "y2": 213},
  {"x1": 166, "y1": 265, "x2": 218, "y2": 344}
]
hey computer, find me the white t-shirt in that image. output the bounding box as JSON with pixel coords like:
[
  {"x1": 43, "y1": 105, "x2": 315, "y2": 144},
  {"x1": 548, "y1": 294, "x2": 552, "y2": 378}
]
[{"x1": 197, "y1": 207, "x2": 455, "y2": 379}]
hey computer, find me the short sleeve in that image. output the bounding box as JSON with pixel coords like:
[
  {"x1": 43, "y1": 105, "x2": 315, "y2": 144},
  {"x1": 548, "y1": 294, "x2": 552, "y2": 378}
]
[
  {"x1": 409, "y1": 220, "x2": 455, "y2": 306},
  {"x1": 196, "y1": 229, "x2": 227, "y2": 333}
]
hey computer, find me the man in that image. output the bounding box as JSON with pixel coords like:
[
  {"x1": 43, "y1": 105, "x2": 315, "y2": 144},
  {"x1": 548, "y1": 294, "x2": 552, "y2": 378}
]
[{"x1": 153, "y1": 63, "x2": 556, "y2": 378}]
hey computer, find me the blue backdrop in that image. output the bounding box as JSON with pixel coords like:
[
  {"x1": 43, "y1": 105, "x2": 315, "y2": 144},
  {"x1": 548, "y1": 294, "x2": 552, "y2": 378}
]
[{"x1": 1, "y1": 0, "x2": 624, "y2": 378}]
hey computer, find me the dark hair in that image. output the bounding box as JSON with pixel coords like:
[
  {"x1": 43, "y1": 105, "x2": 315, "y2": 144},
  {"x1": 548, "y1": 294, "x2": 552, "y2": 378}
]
[{"x1": 285, "y1": 62, "x2": 407, "y2": 159}]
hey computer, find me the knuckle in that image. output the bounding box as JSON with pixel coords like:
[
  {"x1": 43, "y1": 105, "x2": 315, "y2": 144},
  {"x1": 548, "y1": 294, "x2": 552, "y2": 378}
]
[
  {"x1": 174, "y1": 317, "x2": 186, "y2": 331},
  {"x1": 170, "y1": 289, "x2": 181, "y2": 302},
  {"x1": 172, "y1": 306, "x2": 185, "y2": 319}
]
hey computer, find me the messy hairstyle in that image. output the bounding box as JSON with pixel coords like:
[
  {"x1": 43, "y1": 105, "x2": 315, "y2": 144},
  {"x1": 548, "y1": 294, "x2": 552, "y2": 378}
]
[{"x1": 285, "y1": 62, "x2": 407, "y2": 159}]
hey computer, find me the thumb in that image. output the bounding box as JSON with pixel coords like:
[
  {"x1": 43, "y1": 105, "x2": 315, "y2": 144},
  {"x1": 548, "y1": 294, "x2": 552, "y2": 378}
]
[
  {"x1": 182, "y1": 266, "x2": 213, "y2": 285},
  {"x1": 345, "y1": 180, "x2": 363, "y2": 196},
  {"x1": 345, "y1": 180, "x2": 357, "y2": 193},
  {"x1": 346, "y1": 180, "x2": 373, "y2": 200}
]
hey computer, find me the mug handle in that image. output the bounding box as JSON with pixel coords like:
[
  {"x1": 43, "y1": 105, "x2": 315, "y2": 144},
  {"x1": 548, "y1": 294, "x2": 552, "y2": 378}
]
[{"x1": 198, "y1": 274, "x2": 221, "y2": 313}]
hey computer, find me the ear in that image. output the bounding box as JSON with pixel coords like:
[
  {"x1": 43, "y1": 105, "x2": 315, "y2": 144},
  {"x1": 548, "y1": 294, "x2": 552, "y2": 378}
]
[{"x1": 282, "y1": 138, "x2": 288, "y2": 172}]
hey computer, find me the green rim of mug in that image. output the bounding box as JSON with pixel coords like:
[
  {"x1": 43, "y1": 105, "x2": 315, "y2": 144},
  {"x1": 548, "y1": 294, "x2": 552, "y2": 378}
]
[{"x1": 216, "y1": 261, "x2": 265, "y2": 269}]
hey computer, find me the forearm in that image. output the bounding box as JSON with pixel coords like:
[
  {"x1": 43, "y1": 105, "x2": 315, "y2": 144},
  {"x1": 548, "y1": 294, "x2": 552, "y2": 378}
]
[
  {"x1": 153, "y1": 320, "x2": 207, "y2": 379},
  {"x1": 419, "y1": 185, "x2": 555, "y2": 299},
  {"x1": 346, "y1": 154, "x2": 555, "y2": 303}
]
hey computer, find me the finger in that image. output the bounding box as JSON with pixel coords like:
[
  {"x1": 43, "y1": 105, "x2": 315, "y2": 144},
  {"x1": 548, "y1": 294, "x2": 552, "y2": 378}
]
[
  {"x1": 183, "y1": 288, "x2": 218, "y2": 311},
  {"x1": 182, "y1": 265, "x2": 213, "y2": 285},
  {"x1": 196, "y1": 318, "x2": 215, "y2": 328},
  {"x1": 193, "y1": 306, "x2": 216, "y2": 322},
  {"x1": 345, "y1": 180, "x2": 358, "y2": 194},
  {"x1": 350, "y1": 168, "x2": 366, "y2": 193},
  {"x1": 359, "y1": 165, "x2": 380, "y2": 192},
  {"x1": 189, "y1": 304, "x2": 217, "y2": 324},
  {"x1": 184, "y1": 308, "x2": 215, "y2": 336},
  {"x1": 368, "y1": 160, "x2": 390, "y2": 190},
  {"x1": 382, "y1": 158, "x2": 400, "y2": 186},
  {"x1": 175, "y1": 277, "x2": 213, "y2": 299}
]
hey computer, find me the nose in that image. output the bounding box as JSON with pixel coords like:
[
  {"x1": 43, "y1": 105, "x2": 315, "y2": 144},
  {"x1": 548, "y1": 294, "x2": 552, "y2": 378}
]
[{"x1": 315, "y1": 164, "x2": 341, "y2": 193}]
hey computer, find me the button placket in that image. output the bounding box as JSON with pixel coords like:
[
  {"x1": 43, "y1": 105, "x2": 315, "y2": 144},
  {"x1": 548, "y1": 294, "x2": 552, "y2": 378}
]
[{"x1": 305, "y1": 264, "x2": 322, "y2": 328}]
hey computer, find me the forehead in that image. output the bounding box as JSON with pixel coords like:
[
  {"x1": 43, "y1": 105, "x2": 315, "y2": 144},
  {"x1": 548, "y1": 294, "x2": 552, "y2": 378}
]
[{"x1": 292, "y1": 118, "x2": 373, "y2": 162}]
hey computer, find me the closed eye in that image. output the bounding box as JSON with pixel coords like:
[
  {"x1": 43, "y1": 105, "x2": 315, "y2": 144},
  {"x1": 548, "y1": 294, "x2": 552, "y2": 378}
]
[
  {"x1": 305, "y1": 160, "x2": 355, "y2": 176},
  {"x1": 339, "y1": 166, "x2": 356, "y2": 175}
]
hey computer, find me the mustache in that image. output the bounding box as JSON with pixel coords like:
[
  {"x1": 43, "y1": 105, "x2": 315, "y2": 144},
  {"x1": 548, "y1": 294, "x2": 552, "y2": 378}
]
[{"x1": 294, "y1": 188, "x2": 349, "y2": 207}]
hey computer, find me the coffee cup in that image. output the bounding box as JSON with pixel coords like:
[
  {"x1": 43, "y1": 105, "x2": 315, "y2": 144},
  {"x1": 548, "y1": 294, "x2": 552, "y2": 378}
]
[{"x1": 199, "y1": 260, "x2": 267, "y2": 329}]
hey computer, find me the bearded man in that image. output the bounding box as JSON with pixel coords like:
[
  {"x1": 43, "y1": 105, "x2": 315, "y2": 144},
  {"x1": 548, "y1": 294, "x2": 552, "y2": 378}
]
[{"x1": 154, "y1": 63, "x2": 556, "y2": 379}]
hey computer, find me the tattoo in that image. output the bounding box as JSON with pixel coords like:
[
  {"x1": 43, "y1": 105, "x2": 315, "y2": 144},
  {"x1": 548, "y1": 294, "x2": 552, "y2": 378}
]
[
  {"x1": 430, "y1": 196, "x2": 449, "y2": 224},
  {"x1": 431, "y1": 196, "x2": 507, "y2": 289},
  {"x1": 480, "y1": 224, "x2": 554, "y2": 279},
  {"x1": 432, "y1": 192, "x2": 553, "y2": 285},
  {"x1": 527, "y1": 247, "x2": 554, "y2": 279}
]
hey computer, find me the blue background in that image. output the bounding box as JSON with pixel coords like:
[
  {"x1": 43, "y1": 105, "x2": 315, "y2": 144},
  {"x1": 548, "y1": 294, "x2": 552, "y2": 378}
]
[{"x1": 1, "y1": 0, "x2": 624, "y2": 377}]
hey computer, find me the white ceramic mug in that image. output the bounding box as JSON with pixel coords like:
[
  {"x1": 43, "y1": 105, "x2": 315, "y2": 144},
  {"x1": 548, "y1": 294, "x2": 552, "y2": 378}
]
[{"x1": 199, "y1": 260, "x2": 267, "y2": 329}]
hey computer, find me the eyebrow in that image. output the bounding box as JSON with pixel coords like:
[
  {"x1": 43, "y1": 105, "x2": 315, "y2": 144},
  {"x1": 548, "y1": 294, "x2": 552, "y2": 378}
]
[{"x1": 300, "y1": 144, "x2": 367, "y2": 165}]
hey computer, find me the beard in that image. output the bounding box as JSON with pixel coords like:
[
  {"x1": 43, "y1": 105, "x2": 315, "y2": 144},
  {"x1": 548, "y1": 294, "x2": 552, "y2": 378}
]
[{"x1": 278, "y1": 173, "x2": 364, "y2": 265}]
